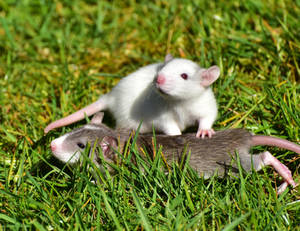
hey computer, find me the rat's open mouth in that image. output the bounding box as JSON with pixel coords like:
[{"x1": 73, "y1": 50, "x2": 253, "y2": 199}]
[
  {"x1": 154, "y1": 82, "x2": 167, "y2": 95},
  {"x1": 157, "y1": 87, "x2": 166, "y2": 95},
  {"x1": 156, "y1": 86, "x2": 168, "y2": 96}
]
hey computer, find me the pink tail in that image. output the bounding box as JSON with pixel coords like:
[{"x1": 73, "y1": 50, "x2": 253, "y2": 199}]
[
  {"x1": 251, "y1": 135, "x2": 300, "y2": 154},
  {"x1": 44, "y1": 98, "x2": 107, "y2": 133}
]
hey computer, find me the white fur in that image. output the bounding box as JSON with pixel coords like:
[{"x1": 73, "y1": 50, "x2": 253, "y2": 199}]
[
  {"x1": 84, "y1": 124, "x2": 102, "y2": 130},
  {"x1": 51, "y1": 134, "x2": 80, "y2": 164},
  {"x1": 106, "y1": 59, "x2": 218, "y2": 134},
  {"x1": 45, "y1": 57, "x2": 219, "y2": 136}
]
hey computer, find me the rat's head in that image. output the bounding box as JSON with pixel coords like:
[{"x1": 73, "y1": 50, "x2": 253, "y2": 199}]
[
  {"x1": 50, "y1": 112, "x2": 116, "y2": 164},
  {"x1": 154, "y1": 54, "x2": 220, "y2": 100}
]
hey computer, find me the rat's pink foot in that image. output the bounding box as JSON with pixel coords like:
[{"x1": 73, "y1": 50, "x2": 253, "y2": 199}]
[
  {"x1": 277, "y1": 181, "x2": 289, "y2": 195},
  {"x1": 261, "y1": 151, "x2": 296, "y2": 194},
  {"x1": 277, "y1": 181, "x2": 298, "y2": 195},
  {"x1": 196, "y1": 129, "x2": 215, "y2": 139}
]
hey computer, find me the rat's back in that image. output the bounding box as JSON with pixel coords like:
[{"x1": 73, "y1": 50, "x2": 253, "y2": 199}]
[
  {"x1": 187, "y1": 129, "x2": 252, "y2": 177},
  {"x1": 107, "y1": 63, "x2": 163, "y2": 130},
  {"x1": 139, "y1": 129, "x2": 253, "y2": 178}
]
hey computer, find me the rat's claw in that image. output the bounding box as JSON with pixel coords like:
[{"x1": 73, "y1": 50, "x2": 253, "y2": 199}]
[{"x1": 196, "y1": 129, "x2": 215, "y2": 138}]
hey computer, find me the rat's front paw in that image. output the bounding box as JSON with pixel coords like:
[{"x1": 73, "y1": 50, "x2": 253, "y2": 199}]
[{"x1": 196, "y1": 129, "x2": 215, "y2": 138}]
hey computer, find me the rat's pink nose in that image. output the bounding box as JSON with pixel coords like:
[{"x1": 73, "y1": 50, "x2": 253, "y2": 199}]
[
  {"x1": 156, "y1": 74, "x2": 165, "y2": 85},
  {"x1": 50, "y1": 141, "x2": 57, "y2": 152}
]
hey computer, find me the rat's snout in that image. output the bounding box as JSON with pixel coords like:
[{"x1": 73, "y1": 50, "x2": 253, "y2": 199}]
[
  {"x1": 50, "y1": 135, "x2": 67, "y2": 154},
  {"x1": 50, "y1": 140, "x2": 57, "y2": 152},
  {"x1": 156, "y1": 74, "x2": 166, "y2": 85},
  {"x1": 49, "y1": 134, "x2": 80, "y2": 164}
]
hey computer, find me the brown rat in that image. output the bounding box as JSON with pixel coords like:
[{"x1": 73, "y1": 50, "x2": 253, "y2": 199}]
[{"x1": 50, "y1": 113, "x2": 299, "y2": 194}]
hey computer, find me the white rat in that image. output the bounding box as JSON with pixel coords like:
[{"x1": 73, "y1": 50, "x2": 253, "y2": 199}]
[{"x1": 44, "y1": 54, "x2": 220, "y2": 138}]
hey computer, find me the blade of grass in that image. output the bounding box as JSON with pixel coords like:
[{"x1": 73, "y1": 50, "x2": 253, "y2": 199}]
[
  {"x1": 100, "y1": 189, "x2": 123, "y2": 231},
  {"x1": 222, "y1": 212, "x2": 251, "y2": 231},
  {"x1": 131, "y1": 189, "x2": 152, "y2": 231}
]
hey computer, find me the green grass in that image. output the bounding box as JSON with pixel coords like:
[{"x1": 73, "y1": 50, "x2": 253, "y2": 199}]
[{"x1": 0, "y1": 0, "x2": 299, "y2": 229}]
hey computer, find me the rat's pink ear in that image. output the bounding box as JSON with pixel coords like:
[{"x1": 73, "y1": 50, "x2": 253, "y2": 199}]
[
  {"x1": 164, "y1": 53, "x2": 173, "y2": 62},
  {"x1": 200, "y1": 65, "x2": 220, "y2": 87},
  {"x1": 99, "y1": 136, "x2": 118, "y2": 159},
  {"x1": 91, "y1": 112, "x2": 104, "y2": 125}
]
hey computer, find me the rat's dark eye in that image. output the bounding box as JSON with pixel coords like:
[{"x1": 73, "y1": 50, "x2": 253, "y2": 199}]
[
  {"x1": 77, "y1": 142, "x2": 85, "y2": 149},
  {"x1": 181, "y1": 73, "x2": 188, "y2": 80}
]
